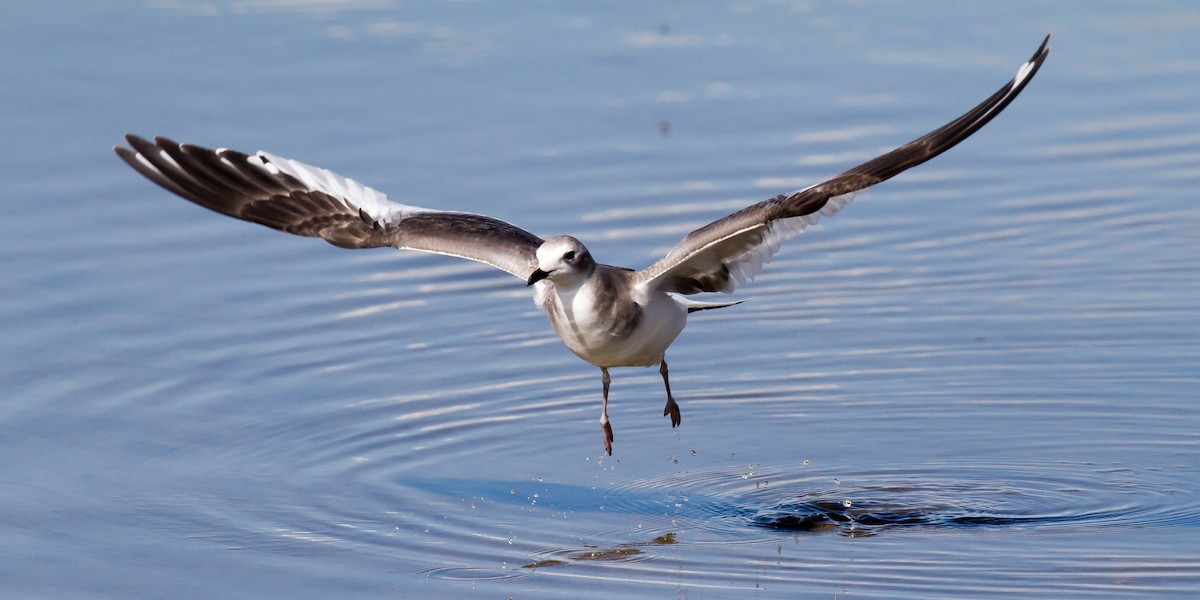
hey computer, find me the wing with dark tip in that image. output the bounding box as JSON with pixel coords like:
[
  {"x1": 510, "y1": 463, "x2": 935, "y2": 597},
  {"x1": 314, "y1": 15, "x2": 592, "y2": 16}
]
[
  {"x1": 114, "y1": 135, "x2": 544, "y2": 279},
  {"x1": 635, "y1": 35, "x2": 1050, "y2": 295}
]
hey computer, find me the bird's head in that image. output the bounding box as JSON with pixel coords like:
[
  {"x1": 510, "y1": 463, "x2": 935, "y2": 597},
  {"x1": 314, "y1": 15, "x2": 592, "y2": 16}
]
[{"x1": 527, "y1": 235, "x2": 594, "y2": 287}]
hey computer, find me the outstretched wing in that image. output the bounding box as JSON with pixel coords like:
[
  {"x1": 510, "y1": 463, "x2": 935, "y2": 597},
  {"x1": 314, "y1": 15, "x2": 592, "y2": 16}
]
[
  {"x1": 635, "y1": 35, "x2": 1050, "y2": 295},
  {"x1": 114, "y1": 135, "x2": 544, "y2": 280}
]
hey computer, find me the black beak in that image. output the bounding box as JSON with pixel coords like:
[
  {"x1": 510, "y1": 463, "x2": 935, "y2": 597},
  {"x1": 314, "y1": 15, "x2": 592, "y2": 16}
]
[{"x1": 526, "y1": 268, "x2": 550, "y2": 286}]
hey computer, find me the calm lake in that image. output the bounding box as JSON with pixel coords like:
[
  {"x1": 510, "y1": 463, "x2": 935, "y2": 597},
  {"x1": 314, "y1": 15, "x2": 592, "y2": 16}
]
[{"x1": 2, "y1": 1, "x2": 1198, "y2": 597}]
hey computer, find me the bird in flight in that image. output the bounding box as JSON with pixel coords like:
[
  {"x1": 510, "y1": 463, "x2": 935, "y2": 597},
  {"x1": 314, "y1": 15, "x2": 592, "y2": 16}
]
[{"x1": 116, "y1": 36, "x2": 1049, "y2": 455}]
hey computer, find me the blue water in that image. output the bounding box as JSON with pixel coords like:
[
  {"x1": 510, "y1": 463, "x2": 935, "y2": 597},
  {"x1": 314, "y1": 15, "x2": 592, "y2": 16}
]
[{"x1": 3, "y1": 1, "x2": 1199, "y2": 597}]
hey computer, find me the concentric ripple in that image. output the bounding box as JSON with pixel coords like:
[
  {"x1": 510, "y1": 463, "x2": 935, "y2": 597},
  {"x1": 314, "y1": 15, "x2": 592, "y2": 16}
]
[{"x1": 609, "y1": 459, "x2": 1200, "y2": 537}]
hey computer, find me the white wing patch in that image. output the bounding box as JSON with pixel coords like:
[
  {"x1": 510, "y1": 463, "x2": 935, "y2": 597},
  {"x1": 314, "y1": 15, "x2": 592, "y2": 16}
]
[
  {"x1": 1013, "y1": 56, "x2": 1037, "y2": 89},
  {"x1": 255, "y1": 150, "x2": 434, "y2": 224},
  {"x1": 724, "y1": 191, "x2": 857, "y2": 289}
]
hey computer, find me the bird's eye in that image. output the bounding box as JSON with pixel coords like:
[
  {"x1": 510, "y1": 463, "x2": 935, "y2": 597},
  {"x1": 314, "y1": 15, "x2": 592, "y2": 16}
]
[{"x1": 564, "y1": 251, "x2": 576, "y2": 261}]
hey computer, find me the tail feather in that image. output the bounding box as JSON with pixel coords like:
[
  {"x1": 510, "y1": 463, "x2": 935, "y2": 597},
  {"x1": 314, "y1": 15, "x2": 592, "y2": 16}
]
[{"x1": 672, "y1": 295, "x2": 749, "y2": 313}]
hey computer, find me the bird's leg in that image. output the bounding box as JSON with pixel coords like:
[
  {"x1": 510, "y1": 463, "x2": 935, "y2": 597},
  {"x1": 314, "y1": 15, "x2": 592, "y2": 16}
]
[
  {"x1": 660, "y1": 359, "x2": 681, "y2": 428},
  {"x1": 600, "y1": 367, "x2": 614, "y2": 455}
]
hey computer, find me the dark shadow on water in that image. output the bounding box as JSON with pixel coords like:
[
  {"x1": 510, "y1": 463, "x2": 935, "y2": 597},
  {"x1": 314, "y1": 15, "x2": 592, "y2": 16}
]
[
  {"x1": 402, "y1": 467, "x2": 1195, "y2": 542},
  {"x1": 751, "y1": 499, "x2": 1133, "y2": 537}
]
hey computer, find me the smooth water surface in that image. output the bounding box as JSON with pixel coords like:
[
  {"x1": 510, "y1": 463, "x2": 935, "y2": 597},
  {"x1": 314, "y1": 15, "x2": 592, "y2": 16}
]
[{"x1": 2, "y1": 1, "x2": 1199, "y2": 597}]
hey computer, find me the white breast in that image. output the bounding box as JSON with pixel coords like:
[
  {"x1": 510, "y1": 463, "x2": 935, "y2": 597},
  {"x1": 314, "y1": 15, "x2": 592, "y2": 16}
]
[{"x1": 537, "y1": 281, "x2": 688, "y2": 368}]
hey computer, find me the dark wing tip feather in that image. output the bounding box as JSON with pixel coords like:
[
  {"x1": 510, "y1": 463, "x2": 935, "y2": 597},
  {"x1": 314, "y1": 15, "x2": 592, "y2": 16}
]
[
  {"x1": 115, "y1": 135, "x2": 199, "y2": 202},
  {"x1": 844, "y1": 34, "x2": 1049, "y2": 183},
  {"x1": 775, "y1": 34, "x2": 1050, "y2": 217},
  {"x1": 115, "y1": 134, "x2": 387, "y2": 246}
]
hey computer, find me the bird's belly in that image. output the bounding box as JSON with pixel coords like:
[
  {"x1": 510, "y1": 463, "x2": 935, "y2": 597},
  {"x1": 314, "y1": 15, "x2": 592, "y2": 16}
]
[{"x1": 549, "y1": 294, "x2": 687, "y2": 368}]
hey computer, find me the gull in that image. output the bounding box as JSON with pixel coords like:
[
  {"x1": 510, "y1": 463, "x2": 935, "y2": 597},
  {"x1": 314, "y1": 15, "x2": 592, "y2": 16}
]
[{"x1": 115, "y1": 36, "x2": 1049, "y2": 455}]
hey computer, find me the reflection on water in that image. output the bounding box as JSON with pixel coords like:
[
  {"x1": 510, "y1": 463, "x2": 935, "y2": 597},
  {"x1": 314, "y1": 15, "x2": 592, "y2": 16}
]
[{"x1": 2, "y1": 0, "x2": 1199, "y2": 598}]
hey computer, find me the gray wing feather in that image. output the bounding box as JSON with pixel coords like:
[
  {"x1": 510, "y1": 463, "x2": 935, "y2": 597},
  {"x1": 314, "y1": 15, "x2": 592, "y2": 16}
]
[
  {"x1": 636, "y1": 35, "x2": 1050, "y2": 295},
  {"x1": 114, "y1": 135, "x2": 544, "y2": 279}
]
